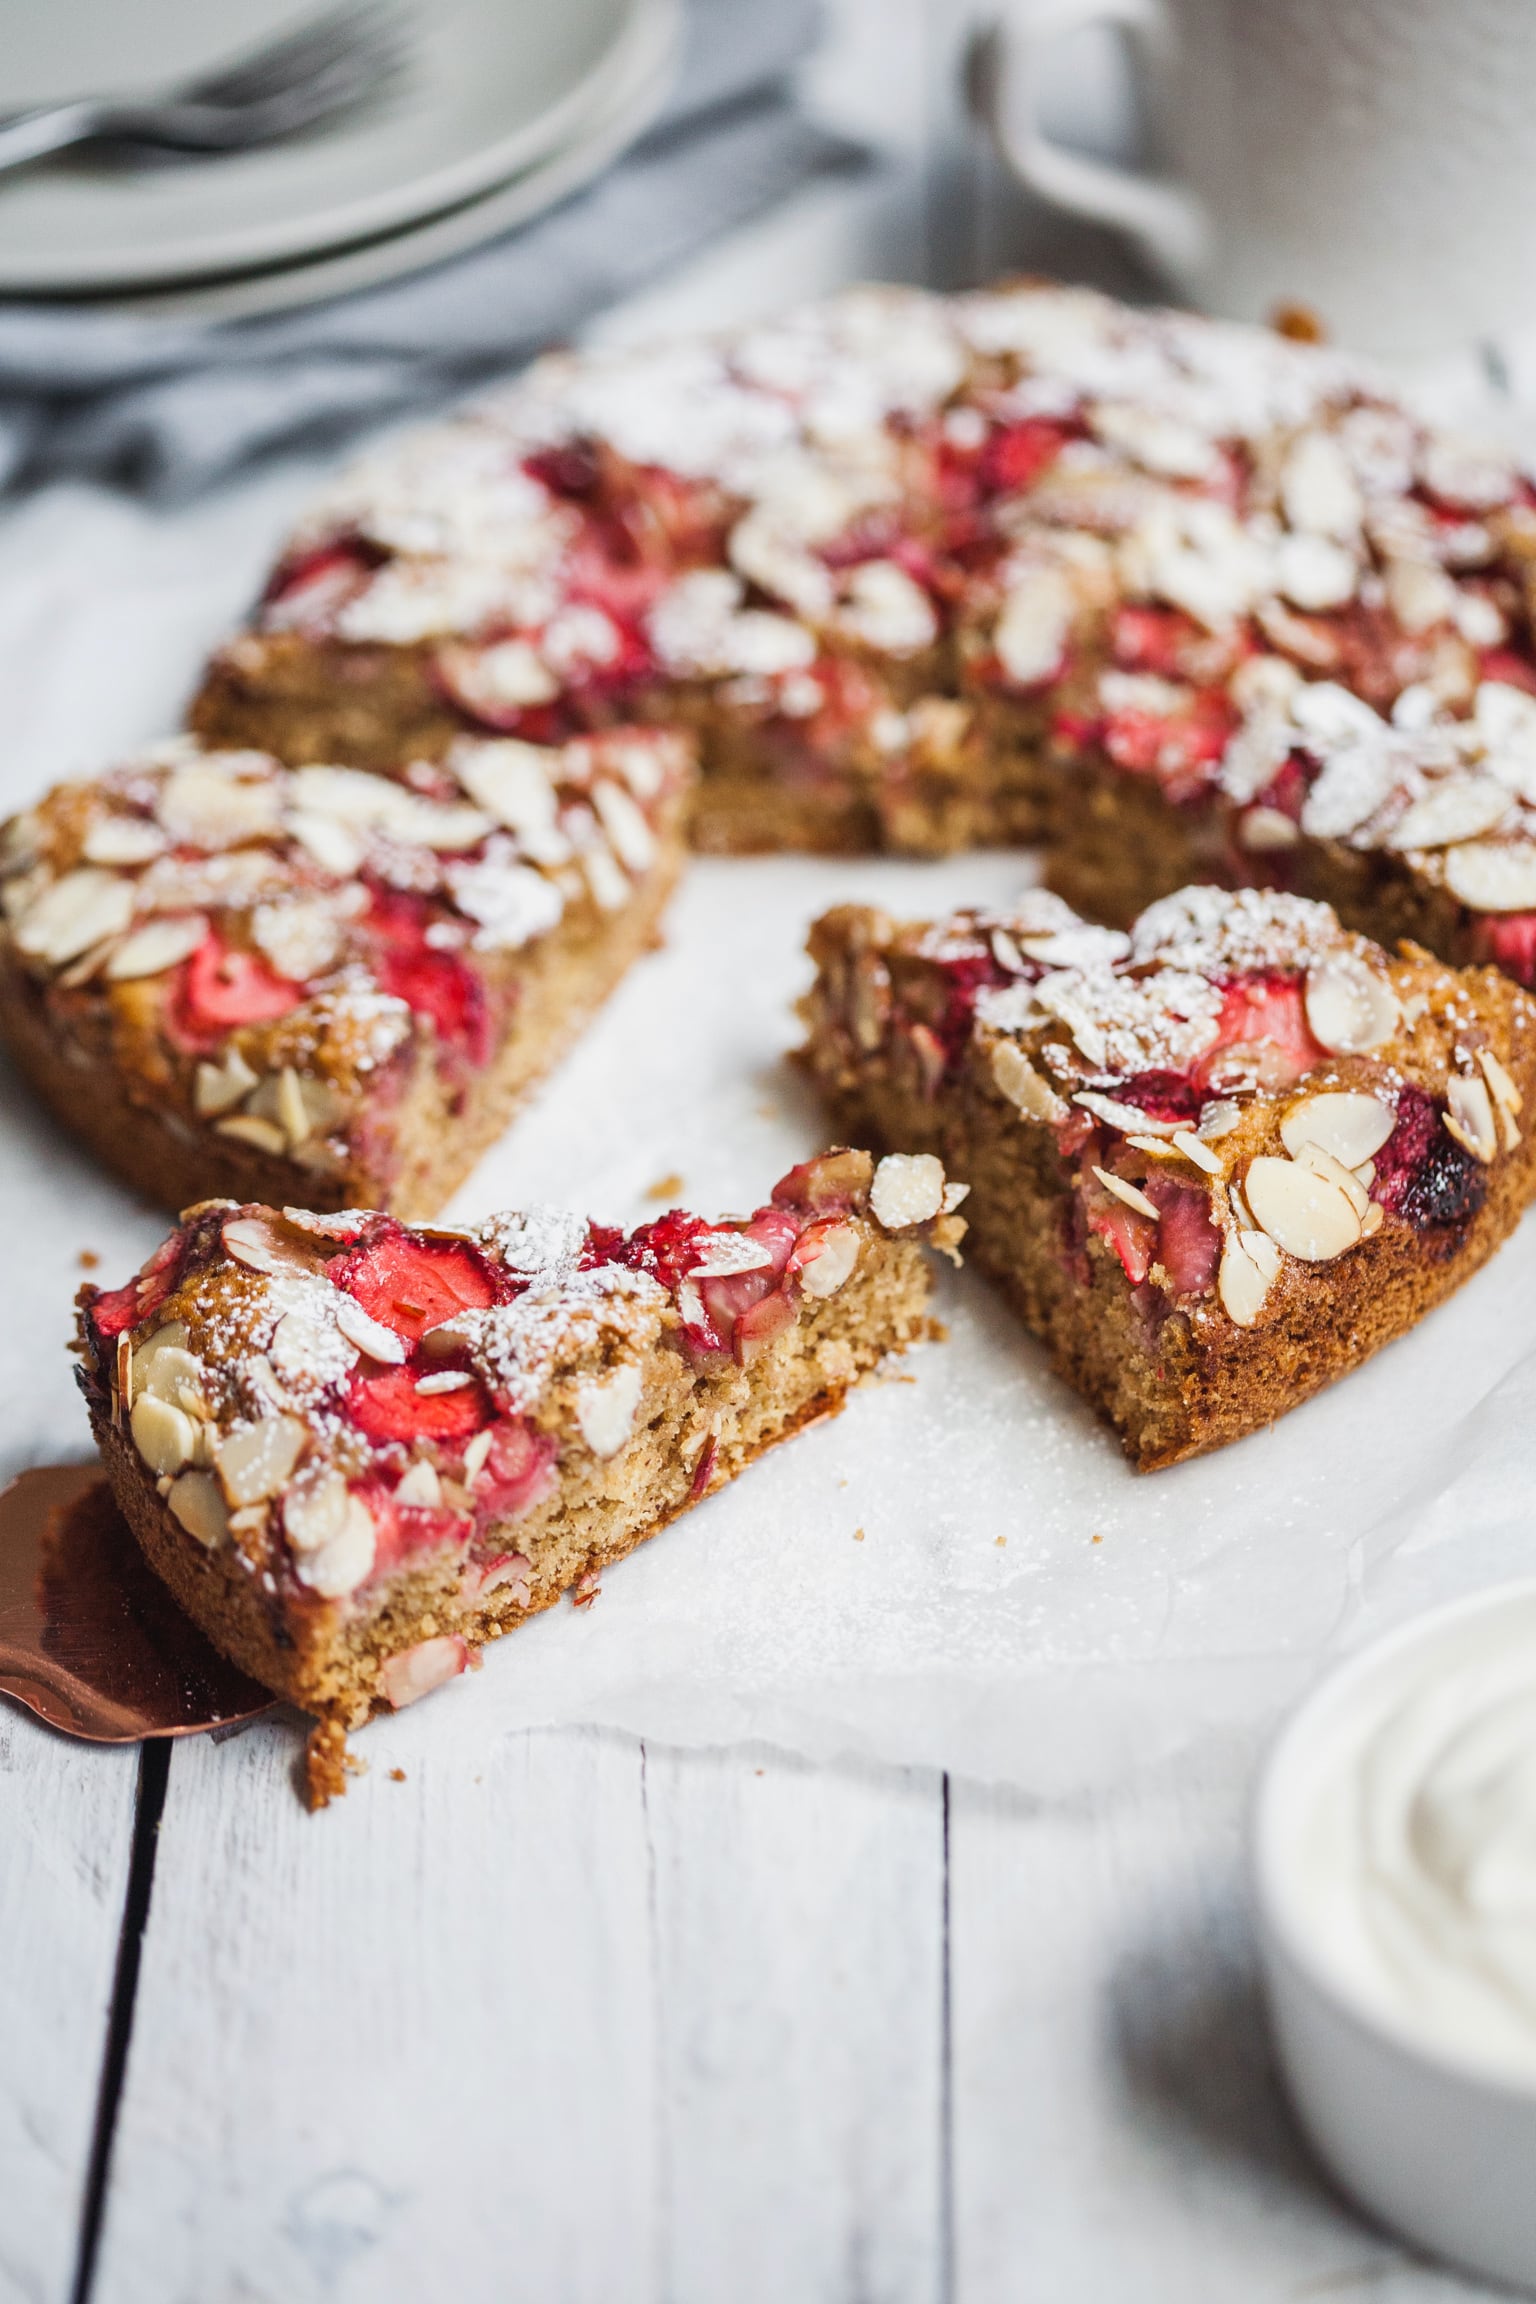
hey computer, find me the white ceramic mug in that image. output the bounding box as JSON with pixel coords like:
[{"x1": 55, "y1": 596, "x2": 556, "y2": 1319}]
[{"x1": 971, "y1": 0, "x2": 1536, "y2": 356}]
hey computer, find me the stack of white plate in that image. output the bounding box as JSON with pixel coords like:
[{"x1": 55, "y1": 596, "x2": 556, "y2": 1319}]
[{"x1": 0, "y1": 0, "x2": 681, "y2": 319}]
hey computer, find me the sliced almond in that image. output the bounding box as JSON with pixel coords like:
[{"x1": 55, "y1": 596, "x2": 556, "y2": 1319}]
[
  {"x1": 130, "y1": 1393, "x2": 196, "y2": 1477},
  {"x1": 135, "y1": 1343, "x2": 208, "y2": 1414},
  {"x1": 1197, "y1": 1099, "x2": 1243, "y2": 1141},
  {"x1": 991, "y1": 1040, "x2": 1066, "y2": 1123},
  {"x1": 166, "y1": 1469, "x2": 229, "y2": 1549},
  {"x1": 292, "y1": 1494, "x2": 375, "y2": 1597},
  {"x1": 1478, "y1": 1046, "x2": 1523, "y2": 1117},
  {"x1": 14, "y1": 869, "x2": 136, "y2": 967},
  {"x1": 1170, "y1": 1129, "x2": 1223, "y2": 1176},
  {"x1": 215, "y1": 1114, "x2": 288, "y2": 1157},
  {"x1": 1443, "y1": 840, "x2": 1536, "y2": 914},
  {"x1": 1091, "y1": 1167, "x2": 1159, "y2": 1220},
  {"x1": 1444, "y1": 1071, "x2": 1499, "y2": 1163},
  {"x1": 283, "y1": 1465, "x2": 350, "y2": 1555},
  {"x1": 334, "y1": 1296, "x2": 408, "y2": 1364},
  {"x1": 462, "y1": 1429, "x2": 494, "y2": 1483},
  {"x1": 195, "y1": 1047, "x2": 259, "y2": 1117},
  {"x1": 1217, "y1": 1227, "x2": 1281, "y2": 1327},
  {"x1": 105, "y1": 913, "x2": 207, "y2": 982},
  {"x1": 1361, "y1": 1201, "x2": 1385, "y2": 1237},
  {"x1": 1304, "y1": 955, "x2": 1400, "y2": 1056},
  {"x1": 395, "y1": 1459, "x2": 443, "y2": 1507},
  {"x1": 592, "y1": 781, "x2": 656, "y2": 874},
  {"x1": 215, "y1": 1413, "x2": 308, "y2": 1508},
  {"x1": 275, "y1": 1065, "x2": 311, "y2": 1150},
  {"x1": 1293, "y1": 1140, "x2": 1371, "y2": 1218},
  {"x1": 1388, "y1": 777, "x2": 1511, "y2": 852},
  {"x1": 795, "y1": 1222, "x2": 860, "y2": 1300},
  {"x1": 575, "y1": 1362, "x2": 644, "y2": 1459},
  {"x1": 869, "y1": 1152, "x2": 947, "y2": 1229},
  {"x1": 82, "y1": 815, "x2": 166, "y2": 867},
  {"x1": 1243, "y1": 1155, "x2": 1363, "y2": 1260},
  {"x1": 1279, "y1": 1090, "x2": 1396, "y2": 1169},
  {"x1": 221, "y1": 1213, "x2": 313, "y2": 1275}
]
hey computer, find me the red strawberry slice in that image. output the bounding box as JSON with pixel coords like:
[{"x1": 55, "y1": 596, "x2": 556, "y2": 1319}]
[
  {"x1": 364, "y1": 889, "x2": 493, "y2": 1068},
  {"x1": 262, "y1": 536, "x2": 381, "y2": 618},
  {"x1": 1103, "y1": 688, "x2": 1234, "y2": 799},
  {"x1": 620, "y1": 1208, "x2": 716, "y2": 1292},
  {"x1": 330, "y1": 1221, "x2": 499, "y2": 1342},
  {"x1": 1080, "y1": 1169, "x2": 1157, "y2": 1286},
  {"x1": 1112, "y1": 606, "x2": 1205, "y2": 678},
  {"x1": 1195, "y1": 972, "x2": 1323, "y2": 1091},
  {"x1": 1478, "y1": 648, "x2": 1536, "y2": 698},
  {"x1": 475, "y1": 1419, "x2": 557, "y2": 1519},
  {"x1": 177, "y1": 934, "x2": 304, "y2": 1041},
  {"x1": 1473, "y1": 911, "x2": 1536, "y2": 988},
  {"x1": 731, "y1": 1288, "x2": 797, "y2": 1364},
  {"x1": 1143, "y1": 1174, "x2": 1221, "y2": 1297},
  {"x1": 347, "y1": 1365, "x2": 491, "y2": 1446},
  {"x1": 979, "y1": 418, "x2": 1074, "y2": 499}
]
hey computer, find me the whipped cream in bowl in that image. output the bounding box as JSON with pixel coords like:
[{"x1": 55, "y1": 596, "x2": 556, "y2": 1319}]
[{"x1": 1254, "y1": 1582, "x2": 1536, "y2": 2291}]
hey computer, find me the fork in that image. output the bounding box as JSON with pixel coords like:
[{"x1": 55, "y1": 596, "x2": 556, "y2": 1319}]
[{"x1": 0, "y1": 2, "x2": 408, "y2": 182}]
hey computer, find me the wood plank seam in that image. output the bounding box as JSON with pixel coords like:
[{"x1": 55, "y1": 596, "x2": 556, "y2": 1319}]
[
  {"x1": 68, "y1": 1742, "x2": 169, "y2": 2304},
  {"x1": 939, "y1": 1772, "x2": 955, "y2": 2304}
]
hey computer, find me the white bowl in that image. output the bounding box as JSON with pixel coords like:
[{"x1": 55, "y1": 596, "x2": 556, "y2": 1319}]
[{"x1": 1253, "y1": 1580, "x2": 1536, "y2": 2294}]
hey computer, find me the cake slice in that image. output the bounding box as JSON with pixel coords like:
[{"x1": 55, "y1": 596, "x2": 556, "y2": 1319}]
[
  {"x1": 801, "y1": 883, "x2": 1536, "y2": 1468},
  {"x1": 74, "y1": 1151, "x2": 964, "y2": 1803},
  {"x1": 0, "y1": 728, "x2": 690, "y2": 1219}
]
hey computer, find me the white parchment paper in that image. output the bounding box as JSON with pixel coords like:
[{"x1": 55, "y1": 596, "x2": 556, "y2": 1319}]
[{"x1": 6, "y1": 467, "x2": 1536, "y2": 1798}]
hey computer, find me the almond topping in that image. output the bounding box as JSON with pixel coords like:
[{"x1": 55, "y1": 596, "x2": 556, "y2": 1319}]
[
  {"x1": 1444, "y1": 1072, "x2": 1499, "y2": 1164},
  {"x1": 215, "y1": 1413, "x2": 308, "y2": 1508},
  {"x1": 1478, "y1": 1047, "x2": 1523, "y2": 1117},
  {"x1": 1280, "y1": 1090, "x2": 1395, "y2": 1169},
  {"x1": 293, "y1": 1495, "x2": 376, "y2": 1596},
  {"x1": 215, "y1": 1115, "x2": 288, "y2": 1157},
  {"x1": 795, "y1": 1222, "x2": 860, "y2": 1299},
  {"x1": 131, "y1": 1393, "x2": 197, "y2": 1477},
  {"x1": 166, "y1": 1469, "x2": 229, "y2": 1549},
  {"x1": 395, "y1": 1459, "x2": 443, "y2": 1507},
  {"x1": 195, "y1": 1048, "x2": 260, "y2": 1117},
  {"x1": 1293, "y1": 1140, "x2": 1371, "y2": 1218},
  {"x1": 1243, "y1": 1155, "x2": 1362, "y2": 1260},
  {"x1": 991, "y1": 1040, "x2": 1067, "y2": 1122},
  {"x1": 104, "y1": 914, "x2": 208, "y2": 982},
  {"x1": 1091, "y1": 1167, "x2": 1159, "y2": 1220},
  {"x1": 575, "y1": 1362, "x2": 643, "y2": 1459},
  {"x1": 15, "y1": 869, "x2": 135, "y2": 967},
  {"x1": 1171, "y1": 1129, "x2": 1223, "y2": 1175},
  {"x1": 334, "y1": 1296, "x2": 408, "y2": 1363},
  {"x1": 1303, "y1": 955, "x2": 1400, "y2": 1056},
  {"x1": 1443, "y1": 841, "x2": 1536, "y2": 915},
  {"x1": 1217, "y1": 1227, "x2": 1281, "y2": 1327},
  {"x1": 869, "y1": 1152, "x2": 947, "y2": 1229}
]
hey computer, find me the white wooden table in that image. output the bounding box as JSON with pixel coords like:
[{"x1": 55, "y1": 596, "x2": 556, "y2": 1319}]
[{"x1": 1, "y1": 6, "x2": 1519, "y2": 2298}]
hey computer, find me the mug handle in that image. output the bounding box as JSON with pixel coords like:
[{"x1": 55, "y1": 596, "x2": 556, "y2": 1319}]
[{"x1": 967, "y1": 1, "x2": 1209, "y2": 279}]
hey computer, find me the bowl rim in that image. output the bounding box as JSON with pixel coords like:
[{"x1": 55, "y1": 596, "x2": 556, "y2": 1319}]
[{"x1": 1252, "y1": 1574, "x2": 1536, "y2": 2102}]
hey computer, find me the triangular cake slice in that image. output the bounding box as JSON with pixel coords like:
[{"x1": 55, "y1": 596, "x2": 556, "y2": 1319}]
[
  {"x1": 75, "y1": 1150, "x2": 963, "y2": 1803},
  {"x1": 802, "y1": 883, "x2": 1536, "y2": 1467},
  {"x1": 0, "y1": 727, "x2": 690, "y2": 1220}
]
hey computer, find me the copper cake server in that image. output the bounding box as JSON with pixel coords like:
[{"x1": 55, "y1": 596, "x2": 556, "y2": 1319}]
[{"x1": 0, "y1": 1461, "x2": 273, "y2": 1740}]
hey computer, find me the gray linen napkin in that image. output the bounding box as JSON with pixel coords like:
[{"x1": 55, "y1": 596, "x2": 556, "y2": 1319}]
[{"x1": 0, "y1": 0, "x2": 860, "y2": 495}]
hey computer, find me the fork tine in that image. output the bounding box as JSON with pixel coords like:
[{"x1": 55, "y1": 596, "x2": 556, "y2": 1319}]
[{"x1": 181, "y1": 2, "x2": 402, "y2": 111}]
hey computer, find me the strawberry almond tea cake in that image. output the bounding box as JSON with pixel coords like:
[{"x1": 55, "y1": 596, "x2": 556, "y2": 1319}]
[
  {"x1": 801, "y1": 884, "x2": 1536, "y2": 1468},
  {"x1": 0, "y1": 728, "x2": 690, "y2": 1219},
  {"x1": 189, "y1": 277, "x2": 1536, "y2": 957},
  {"x1": 74, "y1": 1150, "x2": 965, "y2": 1803}
]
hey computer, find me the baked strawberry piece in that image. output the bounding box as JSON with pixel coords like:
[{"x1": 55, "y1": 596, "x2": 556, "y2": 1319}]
[
  {"x1": 802, "y1": 883, "x2": 1536, "y2": 1467},
  {"x1": 191, "y1": 278, "x2": 1536, "y2": 860},
  {"x1": 74, "y1": 1150, "x2": 965, "y2": 1802},
  {"x1": 0, "y1": 728, "x2": 690, "y2": 1219}
]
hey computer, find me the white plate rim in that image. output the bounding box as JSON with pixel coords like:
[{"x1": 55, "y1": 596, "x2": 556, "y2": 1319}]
[
  {"x1": 0, "y1": 0, "x2": 658, "y2": 294},
  {"x1": 94, "y1": 0, "x2": 680, "y2": 324}
]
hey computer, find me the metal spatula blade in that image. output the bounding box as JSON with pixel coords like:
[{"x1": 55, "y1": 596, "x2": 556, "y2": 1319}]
[{"x1": 0, "y1": 1462, "x2": 274, "y2": 1741}]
